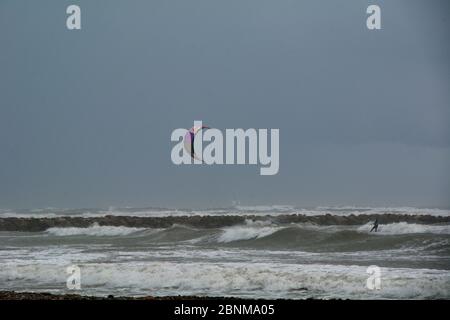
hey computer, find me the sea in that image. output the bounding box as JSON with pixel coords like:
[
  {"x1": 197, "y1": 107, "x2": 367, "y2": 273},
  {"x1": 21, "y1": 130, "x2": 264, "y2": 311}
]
[{"x1": 0, "y1": 206, "x2": 449, "y2": 299}]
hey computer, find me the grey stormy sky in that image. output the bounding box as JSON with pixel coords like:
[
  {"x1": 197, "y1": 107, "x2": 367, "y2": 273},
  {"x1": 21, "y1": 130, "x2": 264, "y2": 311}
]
[{"x1": 0, "y1": 0, "x2": 449, "y2": 209}]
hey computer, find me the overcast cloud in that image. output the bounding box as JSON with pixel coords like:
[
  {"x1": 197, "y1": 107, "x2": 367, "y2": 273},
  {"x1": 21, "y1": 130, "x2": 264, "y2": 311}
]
[{"x1": 0, "y1": 0, "x2": 449, "y2": 209}]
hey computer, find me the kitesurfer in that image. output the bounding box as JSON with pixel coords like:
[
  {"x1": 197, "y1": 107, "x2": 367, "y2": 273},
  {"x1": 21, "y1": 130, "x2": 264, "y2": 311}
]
[{"x1": 370, "y1": 219, "x2": 379, "y2": 232}]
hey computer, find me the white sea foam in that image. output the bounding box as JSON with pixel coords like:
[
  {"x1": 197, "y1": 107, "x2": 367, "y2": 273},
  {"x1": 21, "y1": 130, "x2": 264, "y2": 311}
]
[
  {"x1": 45, "y1": 223, "x2": 146, "y2": 236},
  {"x1": 0, "y1": 261, "x2": 448, "y2": 299},
  {"x1": 217, "y1": 220, "x2": 281, "y2": 242},
  {"x1": 358, "y1": 222, "x2": 450, "y2": 235}
]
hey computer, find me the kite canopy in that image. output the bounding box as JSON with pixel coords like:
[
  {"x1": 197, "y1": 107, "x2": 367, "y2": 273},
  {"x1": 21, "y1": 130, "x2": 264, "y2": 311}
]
[{"x1": 184, "y1": 125, "x2": 209, "y2": 160}]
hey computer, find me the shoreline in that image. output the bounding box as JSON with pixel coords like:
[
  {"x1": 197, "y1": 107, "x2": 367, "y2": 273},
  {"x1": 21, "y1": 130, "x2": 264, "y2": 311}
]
[{"x1": 0, "y1": 291, "x2": 256, "y2": 300}]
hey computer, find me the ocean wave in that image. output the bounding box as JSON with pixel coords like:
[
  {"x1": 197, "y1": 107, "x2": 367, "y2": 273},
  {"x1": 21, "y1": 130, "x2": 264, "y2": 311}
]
[
  {"x1": 1, "y1": 262, "x2": 448, "y2": 299},
  {"x1": 45, "y1": 223, "x2": 147, "y2": 236},
  {"x1": 217, "y1": 220, "x2": 281, "y2": 243}
]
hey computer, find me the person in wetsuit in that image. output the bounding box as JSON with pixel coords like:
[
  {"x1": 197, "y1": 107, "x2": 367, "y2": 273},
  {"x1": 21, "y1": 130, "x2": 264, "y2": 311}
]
[{"x1": 370, "y1": 219, "x2": 379, "y2": 232}]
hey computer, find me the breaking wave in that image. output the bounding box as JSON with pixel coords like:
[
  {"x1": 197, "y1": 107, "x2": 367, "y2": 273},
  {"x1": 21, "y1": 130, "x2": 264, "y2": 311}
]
[
  {"x1": 357, "y1": 222, "x2": 450, "y2": 235},
  {"x1": 45, "y1": 223, "x2": 146, "y2": 236},
  {"x1": 40, "y1": 221, "x2": 450, "y2": 243},
  {"x1": 1, "y1": 261, "x2": 448, "y2": 299},
  {"x1": 217, "y1": 220, "x2": 281, "y2": 243}
]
